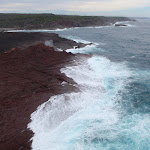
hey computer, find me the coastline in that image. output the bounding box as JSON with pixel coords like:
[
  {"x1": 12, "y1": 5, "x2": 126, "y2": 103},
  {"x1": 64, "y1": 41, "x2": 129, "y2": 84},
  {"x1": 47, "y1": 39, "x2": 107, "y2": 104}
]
[
  {"x1": 0, "y1": 14, "x2": 134, "y2": 32},
  {"x1": 5, "y1": 21, "x2": 132, "y2": 32},
  {"x1": 0, "y1": 32, "x2": 86, "y2": 53},
  {"x1": 0, "y1": 18, "x2": 135, "y2": 150},
  {"x1": 0, "y1": 33, "x2": 85, "y2": 150}
]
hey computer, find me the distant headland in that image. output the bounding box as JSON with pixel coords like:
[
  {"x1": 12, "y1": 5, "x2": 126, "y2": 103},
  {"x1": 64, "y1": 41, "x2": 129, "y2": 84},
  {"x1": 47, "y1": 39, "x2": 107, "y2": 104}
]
[
  {"x1": 0, "y1": 13, "x2": 134, "y2": 31},
  {"x1": 0, "y1": 14, "x2": 135, "y2": 150}
]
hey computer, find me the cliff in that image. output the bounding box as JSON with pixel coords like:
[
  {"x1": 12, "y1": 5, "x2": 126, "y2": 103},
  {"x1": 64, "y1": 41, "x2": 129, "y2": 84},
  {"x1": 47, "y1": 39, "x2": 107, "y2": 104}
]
[
  {"x1": 0, "y1": 13, "x2": 133, "y2": 30},
  {"x1": 0, "y1": 34, "x2": 82, "y2": 149},
  {"x1": 0, "y1": 32, "x2": 86, "y2": 53}
]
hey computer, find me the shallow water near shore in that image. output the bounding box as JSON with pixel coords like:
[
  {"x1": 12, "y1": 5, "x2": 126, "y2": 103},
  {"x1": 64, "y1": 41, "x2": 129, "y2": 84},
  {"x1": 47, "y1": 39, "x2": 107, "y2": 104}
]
[{"x1": 28, "y1": 19, "x2": 150, "y2": 150}]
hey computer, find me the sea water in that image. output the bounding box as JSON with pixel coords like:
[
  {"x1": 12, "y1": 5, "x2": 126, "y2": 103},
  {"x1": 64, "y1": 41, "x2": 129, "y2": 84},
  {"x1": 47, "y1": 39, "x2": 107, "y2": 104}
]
[{"x1": 28, "y1": 19, "x2": 150, "y2": 150}]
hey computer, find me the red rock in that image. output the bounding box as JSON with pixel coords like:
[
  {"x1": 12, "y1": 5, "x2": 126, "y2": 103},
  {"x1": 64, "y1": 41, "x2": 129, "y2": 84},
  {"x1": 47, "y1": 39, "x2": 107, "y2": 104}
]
[
  {"x1": 0, "y1": 44, "x2": 77, "y2": 150},
  {"x1": 0, "y1": 32, "x2": 86, "y2": 53},
  {"x1": 11, "y1": 47, "x2": 20, "y2": 52}
]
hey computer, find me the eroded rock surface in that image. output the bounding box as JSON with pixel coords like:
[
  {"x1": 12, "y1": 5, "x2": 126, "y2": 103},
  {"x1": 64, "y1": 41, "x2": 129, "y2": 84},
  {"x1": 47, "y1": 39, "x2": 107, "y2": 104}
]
[
  {"x1": 0, "y1": 43, "x2": 77, "y2": 150},
  {"x1": 0, "y1": 32, "x2": 86, "y2": 53}
]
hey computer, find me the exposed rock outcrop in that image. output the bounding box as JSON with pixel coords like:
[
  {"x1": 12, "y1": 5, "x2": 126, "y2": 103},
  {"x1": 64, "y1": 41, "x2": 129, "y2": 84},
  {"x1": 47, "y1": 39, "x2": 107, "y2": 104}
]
[
  {"x1": 115, "y1": 24, "x2": 128, "y2": 27},
  {"x1": 0, "y1": 43, "x2": 78, "y2": 150},
  {"x1": 0, "y1": 32, "x2": 86, "y2": 53},
  {"x1": 0, "y1": 13, "x2": 134, "y2": 30}
]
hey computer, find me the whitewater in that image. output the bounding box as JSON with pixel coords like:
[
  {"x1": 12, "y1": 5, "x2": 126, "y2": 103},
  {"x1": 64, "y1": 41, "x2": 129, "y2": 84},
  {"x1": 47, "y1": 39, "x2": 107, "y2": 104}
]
[{"x1": 28, "y1": 19, "x2": 150, "y2": 150}]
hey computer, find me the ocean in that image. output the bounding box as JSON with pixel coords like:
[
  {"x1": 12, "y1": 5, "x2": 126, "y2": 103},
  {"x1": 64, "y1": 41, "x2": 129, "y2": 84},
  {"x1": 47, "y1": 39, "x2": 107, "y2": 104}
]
[{"x1": 28, "y1": 19, "x2": 150, "y2": 150}]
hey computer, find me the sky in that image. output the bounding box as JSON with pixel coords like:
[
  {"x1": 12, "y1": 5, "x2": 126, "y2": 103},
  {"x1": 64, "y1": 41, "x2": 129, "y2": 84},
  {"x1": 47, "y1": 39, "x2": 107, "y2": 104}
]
[{"x1": 0, "y1": 0, "x2": 150, "y2": 17}]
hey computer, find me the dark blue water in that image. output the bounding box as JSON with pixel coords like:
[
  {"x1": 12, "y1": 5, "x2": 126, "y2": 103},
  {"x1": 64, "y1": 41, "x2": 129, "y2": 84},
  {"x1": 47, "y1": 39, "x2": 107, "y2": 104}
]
[
  {"x1": 28, "y1": 19, "x2": 150, "y2": 150},
  {"x1": 54, "y1": 19, "x2": 150, "y2": 114}
]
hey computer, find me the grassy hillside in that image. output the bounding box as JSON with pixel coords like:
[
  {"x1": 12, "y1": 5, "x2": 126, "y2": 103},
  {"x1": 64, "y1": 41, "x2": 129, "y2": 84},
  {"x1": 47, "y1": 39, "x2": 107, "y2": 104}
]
[{"x1": 0, "y1": 13, "x2": 132, "y2": 29}]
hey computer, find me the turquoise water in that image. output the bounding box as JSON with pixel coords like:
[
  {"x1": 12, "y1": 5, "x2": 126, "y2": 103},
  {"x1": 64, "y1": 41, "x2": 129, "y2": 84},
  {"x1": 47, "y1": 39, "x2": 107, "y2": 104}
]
[{"x1": 28, "y1": 19, "x2": 150, "y2": 150}]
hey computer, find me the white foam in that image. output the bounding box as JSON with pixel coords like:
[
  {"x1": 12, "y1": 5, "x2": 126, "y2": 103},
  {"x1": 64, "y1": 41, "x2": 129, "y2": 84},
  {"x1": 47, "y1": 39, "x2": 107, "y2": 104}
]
[
  {"x1": 6, "y1": 24, "x2": 113, "y2": 33},
  {"x1": 114, "y1": 21, "x2": 136, "y2": 27},
  {"x1": 61, "y1": 81, "x2": 67, "y2": 86},
  {"x1": 66, "y1": 44, "x2": 98, "y2": 54},
  {"x1": 7, "y1": 29, "x2": 27, "y2": 32},
  {"x1": 7, "y1": 27, "x2": 80, "y2": 33},
  {"x1": 7, "y1": 28, "x2": 69, "y2": 32},
  {"x1": 28, "y1": 54, "x2": 133, "y2": 150},
  {"x1": 44, "y1": 40, "x2": 54, "y2": 47},
  {"x1": 62, "y1": 35, "x2": 97, "y2": 45},
  {"x1": 125, "y1": 24, "x2": 137, "y2": 27},
  {"x1": 66, "y1": 43, "x2": 106, "y2": 54},
  {"x1": 63, "y1": 36, "x2": 103, "y2": 54},
  {"x1": 85, "y1": 24, "x2": 114, "y2": 29}
]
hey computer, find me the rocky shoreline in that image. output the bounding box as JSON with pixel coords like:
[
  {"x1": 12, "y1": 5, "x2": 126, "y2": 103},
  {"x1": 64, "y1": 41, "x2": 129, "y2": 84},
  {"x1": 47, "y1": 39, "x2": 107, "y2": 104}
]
[
  {"x1": 0, "y1": 16, "x2": 133, "y2": 149},
  {"x1": 0, "y1": 14, "x2": 135, "y2": 150},
  {"x1": 0, "y1": 32, "x2": 86, "y2": 53},
  {"x1": 0, "y1": 33, "x2": 85, "y2": 150},
  {"x1": 0, "y1": 14, "x2": 134, "y2": 30}
]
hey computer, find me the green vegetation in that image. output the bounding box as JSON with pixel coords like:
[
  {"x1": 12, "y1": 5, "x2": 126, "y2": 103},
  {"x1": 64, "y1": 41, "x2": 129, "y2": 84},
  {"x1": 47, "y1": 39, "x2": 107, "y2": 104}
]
[
  {"x1": 0, "y1": 13, "x2": 132, "y2": 29},
  {"x1": 0, "y1": 14, "x2": 59, "y2": 28}
]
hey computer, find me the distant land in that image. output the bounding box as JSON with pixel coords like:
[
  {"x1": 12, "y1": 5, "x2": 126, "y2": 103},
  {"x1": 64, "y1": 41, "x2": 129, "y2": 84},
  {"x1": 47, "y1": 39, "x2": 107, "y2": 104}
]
[
  {"x1": 0, "y1": 32, "x2": 86, "y2": 150},
  {"x1": 132, "y1": 17, "x2": 149, "y2": 19},
  {"x1": 0, "y1": 13, "x2": 133, "y2": 30},
  {"x1": 0, "y1": 13, "x2": 134, "y2": 150}
]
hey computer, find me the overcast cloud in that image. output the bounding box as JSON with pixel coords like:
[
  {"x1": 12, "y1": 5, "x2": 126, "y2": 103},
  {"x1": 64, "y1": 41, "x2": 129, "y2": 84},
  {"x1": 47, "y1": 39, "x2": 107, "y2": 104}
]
[{"x1": 0, "y1": 0, "x2": 150, "y2": 17}]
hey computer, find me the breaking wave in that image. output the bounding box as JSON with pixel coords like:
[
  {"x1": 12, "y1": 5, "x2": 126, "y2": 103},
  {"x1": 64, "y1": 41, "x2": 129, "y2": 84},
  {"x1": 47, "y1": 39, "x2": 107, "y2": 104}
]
[{"x1": 28, "y1": 53, "x2": 149, "y2": 150}]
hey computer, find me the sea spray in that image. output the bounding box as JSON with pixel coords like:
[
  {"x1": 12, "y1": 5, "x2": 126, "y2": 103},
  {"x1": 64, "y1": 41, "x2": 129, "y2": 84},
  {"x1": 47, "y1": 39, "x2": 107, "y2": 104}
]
[
  {"x1": 28, "y1": 55, "x2": 133, "y2": 150},
  {"x1": 28, "y1": 19, "x2": 150, "y2": 149}
]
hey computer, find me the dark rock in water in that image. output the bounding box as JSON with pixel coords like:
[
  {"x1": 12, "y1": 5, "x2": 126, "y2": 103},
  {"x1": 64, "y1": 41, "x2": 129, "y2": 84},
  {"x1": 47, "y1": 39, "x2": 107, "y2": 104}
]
[
  {"x1": 115, "y1": 24, "x2": 127, "y2": 27},
  {"x1": 0, "y1": 43, "x2": 78, "y2": 150}
]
